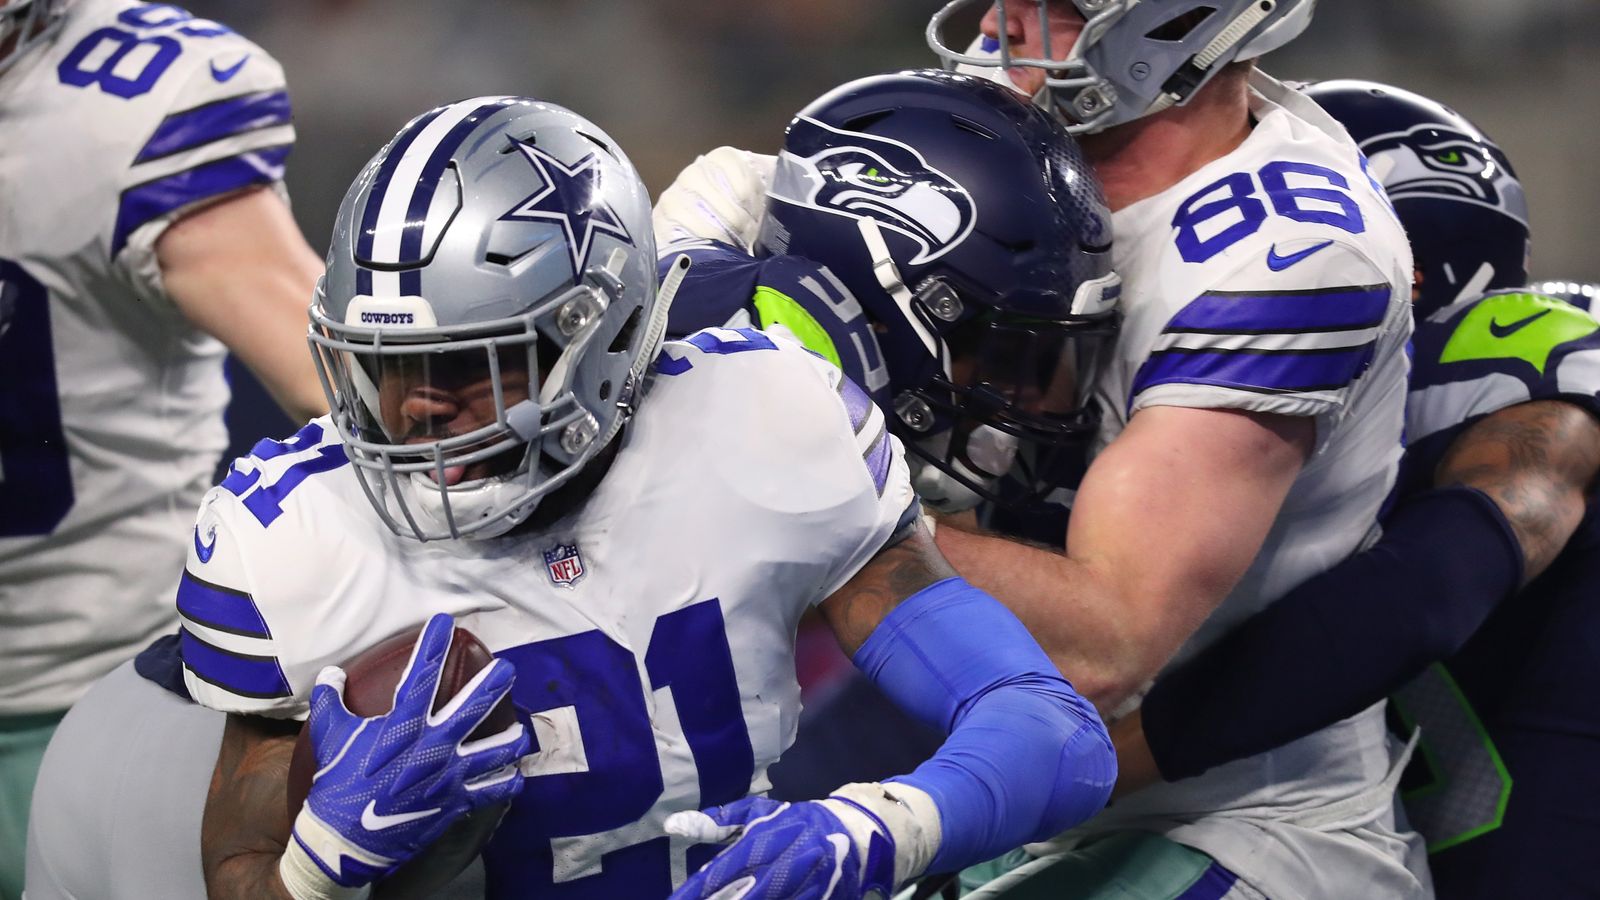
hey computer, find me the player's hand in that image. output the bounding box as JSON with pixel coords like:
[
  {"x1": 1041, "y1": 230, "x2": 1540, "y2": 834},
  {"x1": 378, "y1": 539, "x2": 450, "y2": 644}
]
[
  {"x1": 277, "y1": 614, "x2": 527, "y2": 899},
  {"x1": 652, "y1": 146, "x2": 777, "y2": 252},
  {"x1": 666, "y1": 784, "x2": 936, "y2": 900}
]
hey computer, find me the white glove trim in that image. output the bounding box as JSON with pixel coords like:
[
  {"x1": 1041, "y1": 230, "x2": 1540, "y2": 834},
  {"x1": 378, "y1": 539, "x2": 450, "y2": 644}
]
[{"x1": 822, "y1": 781, "x2": 942, "y2": 889}]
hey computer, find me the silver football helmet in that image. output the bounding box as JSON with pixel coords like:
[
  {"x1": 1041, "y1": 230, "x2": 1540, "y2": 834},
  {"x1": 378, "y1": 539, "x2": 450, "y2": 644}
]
[
  {"x1": 310, "y1": 97, "x2": 677, "y2": 541},
  {"x1": 928, "y1": 0, "x2": 1317, "y2": 133},
  {"x1": 0, "y1": 0, "x2": 65, "y2": 75}
]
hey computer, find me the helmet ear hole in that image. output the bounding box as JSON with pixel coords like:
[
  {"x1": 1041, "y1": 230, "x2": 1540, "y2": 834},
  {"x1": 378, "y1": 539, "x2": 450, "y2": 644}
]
[
  {"x1": 1145, "y1": 7, "x2": 1218, "y2": 42},
  {"x1": 607, "y1": 306, "x2": 643, "y2": 355}
]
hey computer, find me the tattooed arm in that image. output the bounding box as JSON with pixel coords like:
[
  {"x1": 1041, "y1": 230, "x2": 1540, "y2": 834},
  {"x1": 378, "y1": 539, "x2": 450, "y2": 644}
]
[
  {"x1": 202, "y1": 714, "x2": 299, "y2": 900},
  {"x1": 817, "y1": 523, "x2": 957, "y2": 656},
  {"x1": 1436, "y1": 399, "x2": 1600, "y2": 583},
  {"x1": 1115, "y1": 398, "x2": 1600, "y2": 790}
]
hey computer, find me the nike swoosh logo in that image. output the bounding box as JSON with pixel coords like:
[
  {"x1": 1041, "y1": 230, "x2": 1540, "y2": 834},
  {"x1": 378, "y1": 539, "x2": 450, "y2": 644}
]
[
  {"x1": 193, "y1": 526, "x2": 216, "y2": 563},
  {"x1": 1488, "y1": 309, "x2": 1552, "y2": 338},
  {"x1": 1266, "y1": 240, "x2": 1334, "y2": 272},
  {"x1": 210, "y1": 54, "x2": 250, "y2": 82},
  {"x1": 360, "y1": 801, "x2": 440, "y2": 832}
]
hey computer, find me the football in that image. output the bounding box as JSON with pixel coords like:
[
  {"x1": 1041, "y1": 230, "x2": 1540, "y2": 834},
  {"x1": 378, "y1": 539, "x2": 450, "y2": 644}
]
[{"x1": 287, "y1": 625, "x2": 519, "y2": 898}]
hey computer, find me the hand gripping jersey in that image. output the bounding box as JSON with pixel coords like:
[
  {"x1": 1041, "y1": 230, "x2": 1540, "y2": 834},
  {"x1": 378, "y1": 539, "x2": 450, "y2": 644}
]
[
  {"x1": 180, "y1": 332, "x2": 917, "y2": 897},
  {"x1": 0, "y1": 0, "x2": 295, "y2": 714},
  {"x1": 1391, "y1": 292, "x2": 1600, "y2": 897},
  {"x1": 1057, "y1": 73, "x2": 1422, "y2": 897}
]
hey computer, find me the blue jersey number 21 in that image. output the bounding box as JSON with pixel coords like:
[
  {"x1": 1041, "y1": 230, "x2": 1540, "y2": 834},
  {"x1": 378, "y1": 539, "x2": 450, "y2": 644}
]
[
  {"x1": 1173, "y1": 161, "x2": 1367, "y2": 264},
  {"x1": 485, "y1": 598, "x2": 756, "y2": 898}
]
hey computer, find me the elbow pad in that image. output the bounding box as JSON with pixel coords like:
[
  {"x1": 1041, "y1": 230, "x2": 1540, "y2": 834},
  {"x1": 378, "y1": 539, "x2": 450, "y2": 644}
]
[{"x1": 853, "y1": 577, "x2": 1115, "y2": 873}]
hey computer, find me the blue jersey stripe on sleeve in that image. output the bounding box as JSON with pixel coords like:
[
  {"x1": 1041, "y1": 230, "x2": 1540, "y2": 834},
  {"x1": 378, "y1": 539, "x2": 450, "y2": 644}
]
[
  {"x1": 1132, "y1": 344, "x2": 1378, "y2": 401},
  {"x1": 176, "y1": 572, "x2": 272, "y2": 639},
  {"x1": 838, "y1": 375, "x2": 874, "y2": 435},
  {"x1": 134, "y1": 89, "x2": 292, "y2": 164},
  {"x1": 113, "y1": 144, "x2": 290, "y2": 254},
  {"x1": 863, "y1": 421, "x2": 893, "y2": 497},
  {"x1": 1166, "y1": 285, "x2": 1390, "y2": 336},
  {"x1": 179, "y1": 627, "x2": 291, "y2": 699}
]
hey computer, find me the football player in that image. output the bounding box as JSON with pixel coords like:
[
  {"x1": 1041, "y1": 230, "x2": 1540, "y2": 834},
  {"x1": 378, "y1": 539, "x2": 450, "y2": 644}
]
[
  {"x1": 655, "y1": 1, "x2": 1424, "y2": 895},
  {"x1": 0, "y1": 0, "x2": 323, "y2": 893},
  {"x1": 657, "y1": 68, "x2": 1122, "y2": 804},
  {"x1": 34, "y1": 97, "x2": 1117, "y2": 900},
  {"x1": 1112, "y1": 82, "x2": 1600, "y2": 900}
]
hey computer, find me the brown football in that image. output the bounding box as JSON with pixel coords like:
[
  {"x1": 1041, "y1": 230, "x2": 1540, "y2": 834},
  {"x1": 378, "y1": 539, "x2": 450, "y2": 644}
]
[{"x1": 287, "y1": 624, "x2": 519, "y2": 899}]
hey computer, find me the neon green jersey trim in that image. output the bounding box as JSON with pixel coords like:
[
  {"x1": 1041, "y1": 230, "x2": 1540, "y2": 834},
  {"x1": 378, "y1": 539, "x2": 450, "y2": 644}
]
[
  {"x1": 751, "y1": 285, "x2": 842, "y2": 370},
  {"x1": 1439, "y1": 292, "x2": 1600, "y2": 376}
]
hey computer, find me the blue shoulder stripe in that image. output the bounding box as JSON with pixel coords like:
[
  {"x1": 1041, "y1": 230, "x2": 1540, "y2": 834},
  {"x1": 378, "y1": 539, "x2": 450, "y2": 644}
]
[
  {"x1": 838, "y1": 374, "x2": 874, "y2": 435},
  {"x1": 176, "y1": 572, "x2": 272, "y2": 639},
  {"x1": 134, "y1": 89, "x2": 292, "y2": 164},
  {"x1": 113, "y1": 145, "x2": 290, "y2": 254},
  {"x1": 179, "y1": 627, "x2": 291, "y2": 699},
  {"x1": 862, "y1": 420, "x2": 893, "y2": 497},
  {"x1": 1166, "y1": 285, "x2": 1389, "y2": 336},
  {"x1": 1132, "y1": 344, "x2": 1377, "y2": 401}
]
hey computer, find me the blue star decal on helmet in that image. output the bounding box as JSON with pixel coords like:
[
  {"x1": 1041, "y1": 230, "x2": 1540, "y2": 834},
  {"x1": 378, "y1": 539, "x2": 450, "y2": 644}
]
[{"x1": 500, "y1": 139, "x2": 632, "y2": 282}]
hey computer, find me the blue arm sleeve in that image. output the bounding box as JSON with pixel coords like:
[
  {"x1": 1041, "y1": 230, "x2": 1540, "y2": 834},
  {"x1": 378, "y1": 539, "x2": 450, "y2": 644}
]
[
  {"x1": 1141, "y1": 485, "x2": 1524, "y2": 782},
  {"x1": 852, "y1": 577, "x2": 1115, "y2": 873}
]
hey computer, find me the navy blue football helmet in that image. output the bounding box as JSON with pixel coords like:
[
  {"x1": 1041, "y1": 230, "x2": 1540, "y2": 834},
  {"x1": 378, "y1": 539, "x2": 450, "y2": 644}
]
[
  {"x1": 1306, "y1": 79, "x2": 1529, "y2": 317},
  {"x1": 758, "y1": 69, "x2": 1120, "y2": 506}
]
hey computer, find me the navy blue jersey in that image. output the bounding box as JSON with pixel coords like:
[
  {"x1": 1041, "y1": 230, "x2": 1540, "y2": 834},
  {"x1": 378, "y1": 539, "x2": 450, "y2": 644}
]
[{"x1": 1391, "y1": 291, "x2": 1600, "y2": 895}]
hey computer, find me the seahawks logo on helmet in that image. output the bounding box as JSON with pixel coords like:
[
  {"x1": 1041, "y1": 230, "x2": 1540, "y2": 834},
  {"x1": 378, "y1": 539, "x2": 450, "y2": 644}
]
[
  {"x1": 771, "y1": 115, "x2": 976, "y2": 265},
  {"x1": 1360, "y1": 124, "x2": 1530, "y2": 226}
]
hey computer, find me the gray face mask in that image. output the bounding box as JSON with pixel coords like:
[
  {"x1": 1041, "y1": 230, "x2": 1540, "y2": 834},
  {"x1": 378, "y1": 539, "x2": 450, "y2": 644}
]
[
  {"x1": 925, "y1": 0, "x2": 1319, "y2": 134},
  {"x1": 911, "y1": 426, "x2": 1020, "y2": 514},
  {"x1": 0, "y1": 0, "x2": 64, "y2": 75}
]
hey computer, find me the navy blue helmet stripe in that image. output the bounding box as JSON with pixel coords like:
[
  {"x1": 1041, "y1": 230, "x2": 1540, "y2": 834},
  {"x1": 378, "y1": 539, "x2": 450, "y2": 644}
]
[
  {"x1": 179, "y1": 627, "x2": 291, "y2": 699},
  {"x1": 1165, "y1": 285, "x2": 1390, "y2": 337},
  {"x1": 135, "y1": 89, "x2": 292, "y2": 164},
  {"x1": 397, "y1": 98, "x2": 517, "y2": 267},
  {"x1": 355, "y1": 105, "x2": 448, "y2": 266},
  {"x1": 114, "y1": 145, "x2": 290, "y2": 254},
  {"x1": 176, "y1": 572, "x2": 272, "y2": 639}
]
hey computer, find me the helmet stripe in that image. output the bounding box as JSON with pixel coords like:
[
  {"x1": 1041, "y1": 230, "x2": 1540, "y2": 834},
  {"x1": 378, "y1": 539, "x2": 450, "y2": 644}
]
[
  {"x1": 361, "y1": 97, "x2": 517, "y2": 297},
  {"x1": 356, "y1": 105, "x2": 447, "y2": 267},
  {"x1": 398, "y1": 98, "x2": 522, "y2": 269}
]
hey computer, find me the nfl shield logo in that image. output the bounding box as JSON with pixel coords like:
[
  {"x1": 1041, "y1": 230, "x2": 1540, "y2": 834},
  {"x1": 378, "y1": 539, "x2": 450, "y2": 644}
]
[{"x1": 543, "y1": 543, "x2": 586, "y2": 587}]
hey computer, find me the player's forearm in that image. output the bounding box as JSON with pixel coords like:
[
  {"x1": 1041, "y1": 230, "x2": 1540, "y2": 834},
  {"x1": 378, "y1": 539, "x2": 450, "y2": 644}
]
[
  {"x1": 1435, "y1": 399, "x2": 1600, "y2": 583},
  {"x1": 1136, "y1": 485, "x2": 1523, "y2": 784},
  {"x1": 203, "y1": 715, "x2": 300, "y2": 900},
  {"x1": 853, "y1": 577, "x2": 1114, "y2": 876},
  {"x1": 933, "y1": 524, "x2": 1162, "y2": 709}
]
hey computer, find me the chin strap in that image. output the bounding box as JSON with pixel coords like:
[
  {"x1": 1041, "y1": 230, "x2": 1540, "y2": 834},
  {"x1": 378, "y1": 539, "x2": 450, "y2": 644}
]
[{"x1": 856, "y1": 218, "x2": 950, "y2": 380}]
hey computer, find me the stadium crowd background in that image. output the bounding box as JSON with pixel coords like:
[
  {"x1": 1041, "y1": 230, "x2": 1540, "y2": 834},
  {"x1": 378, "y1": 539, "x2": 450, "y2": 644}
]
[{"x1": 184, "y1": 0, "x2": 1600, "y2": 451}]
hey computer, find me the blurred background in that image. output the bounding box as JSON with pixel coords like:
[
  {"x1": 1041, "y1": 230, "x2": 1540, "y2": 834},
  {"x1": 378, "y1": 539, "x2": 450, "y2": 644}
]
[{"x1": 191, "y1": 0, "x2": 1600, "y2": 446}]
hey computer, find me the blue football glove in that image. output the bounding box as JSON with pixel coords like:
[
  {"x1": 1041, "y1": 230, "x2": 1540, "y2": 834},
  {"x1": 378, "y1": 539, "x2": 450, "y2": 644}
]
[
  {"x1": 277, "y1": 614, "x2": 528, "y2": 900},
  {"x1": 665, "y1": 783, "x2": 942, "y2": 900}
]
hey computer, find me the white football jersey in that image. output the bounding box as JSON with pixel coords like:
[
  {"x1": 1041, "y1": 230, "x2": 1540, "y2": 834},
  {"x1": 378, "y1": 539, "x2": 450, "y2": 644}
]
[
  {"x1": 180, "y1": 331, "x2": 916, "y2": 894},
  {"x1": 1061, "y1": 74, "x2": 1424, "y2": 897},
  {"x1": 0, "y1": 0, "x2": 294, "y2": 714}
]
